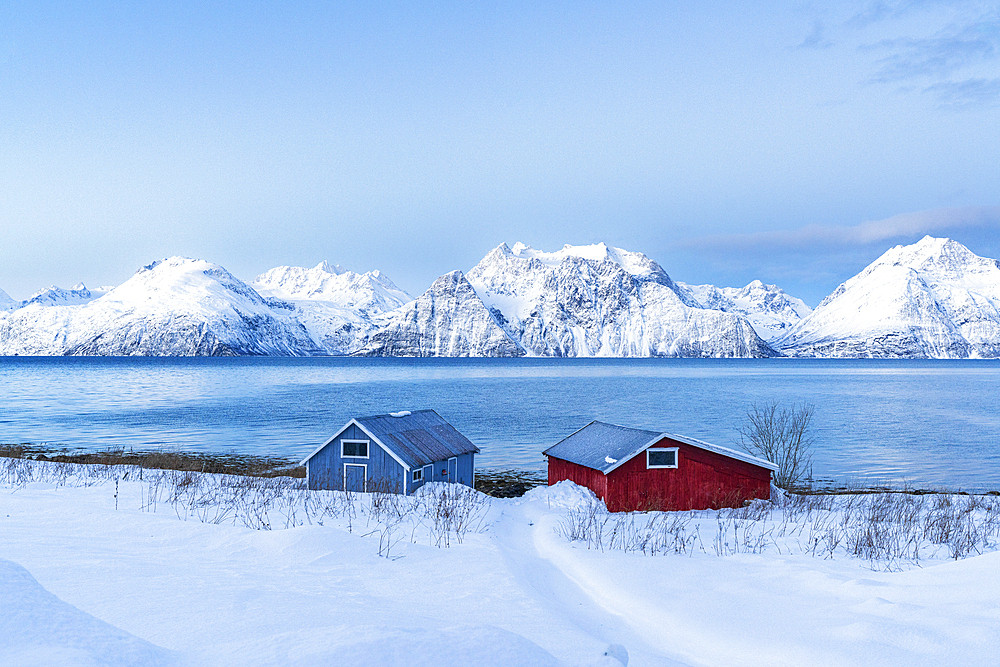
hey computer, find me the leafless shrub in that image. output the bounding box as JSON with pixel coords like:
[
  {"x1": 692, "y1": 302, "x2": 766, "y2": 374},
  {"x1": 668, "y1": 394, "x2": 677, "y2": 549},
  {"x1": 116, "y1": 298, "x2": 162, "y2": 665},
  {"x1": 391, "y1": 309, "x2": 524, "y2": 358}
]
[
  {"x1": 5, "y1": 457, "x2": 999, "y2": 567},
  {"x1": 2, "y1": 457, "x2": 502, "y2": 557},
  {"x1": 367, "y1": 477, "x2": 407, "y2": 524},
  {"x1": 415, "y1": 483, "x2": 492, "y2": 547},
  {"x1": 812, "y1": 526, "x2": 843, "y2": 559},
  {"x1": 737, "y1": 401, "x2": 815, "y2": 489},
  {"x1": 553, "y1": 483, "x2": 1000, "y2": 568},
  {"x1": 374, "y1": 521, "x2": 404, "y2": 559},
  {"x1": 560, "y1": 502, "x2": 704, "y2": 557},
  {"x1": 723, "y1": 499, "x2": 772, "y2": 522},
  {"x1": 616, "y1": 512, "x2": 697, "y2": 555},
  {"x1": 710, "y1": 514, "x2": 773, "y2": 556},
  {"x1": 557, "y1": 498, "x2": 609, "y2": 550}
]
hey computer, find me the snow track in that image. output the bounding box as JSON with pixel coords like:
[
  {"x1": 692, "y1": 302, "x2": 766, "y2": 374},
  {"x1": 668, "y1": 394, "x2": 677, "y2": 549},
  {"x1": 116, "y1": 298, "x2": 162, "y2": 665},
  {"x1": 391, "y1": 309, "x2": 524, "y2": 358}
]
[{"x1": 491, "y1": 500, "x2": 688, "y2": 666}]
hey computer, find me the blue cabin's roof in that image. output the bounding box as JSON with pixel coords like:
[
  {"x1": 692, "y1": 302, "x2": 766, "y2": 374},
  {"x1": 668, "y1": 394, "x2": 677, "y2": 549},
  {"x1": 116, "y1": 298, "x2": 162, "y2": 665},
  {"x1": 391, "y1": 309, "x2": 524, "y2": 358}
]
[
  {"x1": 302, "y1": 409, "x2": 479, "y2": 469},
  {"x1": 543, "y1": 420, "x2": 777, "y2": 474}
]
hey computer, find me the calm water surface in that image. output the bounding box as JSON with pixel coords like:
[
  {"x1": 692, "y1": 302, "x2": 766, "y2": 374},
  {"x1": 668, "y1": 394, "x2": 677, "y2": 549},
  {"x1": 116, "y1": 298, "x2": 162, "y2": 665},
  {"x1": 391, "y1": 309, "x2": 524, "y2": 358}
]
[{"x1": 1, "y1": 357, "x2": 998, "y2": 490}]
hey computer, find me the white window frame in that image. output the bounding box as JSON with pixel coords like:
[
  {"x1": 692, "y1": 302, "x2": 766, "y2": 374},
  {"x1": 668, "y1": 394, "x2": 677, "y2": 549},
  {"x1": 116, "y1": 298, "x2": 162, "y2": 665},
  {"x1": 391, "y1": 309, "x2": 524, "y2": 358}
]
[
  {"x1": 412, "y1": 468, "x2": 423, "y2": 483},
  {"x1": 647, "y1": 447, "x2": 679, "y2": 469},
  {"x1": 341, "y1": 439, "x2": 370, "y2": 459}
]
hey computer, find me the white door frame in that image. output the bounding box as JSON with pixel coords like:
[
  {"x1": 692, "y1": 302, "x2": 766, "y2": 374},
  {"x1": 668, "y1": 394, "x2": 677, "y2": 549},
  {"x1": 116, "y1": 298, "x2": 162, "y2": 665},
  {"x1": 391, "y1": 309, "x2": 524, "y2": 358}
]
[{"x1": 343, "y1": 463, "x2": 367, "y2": 492}]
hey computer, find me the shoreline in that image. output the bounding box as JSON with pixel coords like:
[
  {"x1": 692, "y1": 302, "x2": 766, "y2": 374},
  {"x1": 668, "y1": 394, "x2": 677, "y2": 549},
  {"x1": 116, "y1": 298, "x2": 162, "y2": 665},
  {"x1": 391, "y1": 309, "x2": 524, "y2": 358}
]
[
  {"x1": 2, "y1": 443, "x2": 993, "y2": 498},
  {"x1": 0, "y1": 444, "x2": 548, "y2": 498}
]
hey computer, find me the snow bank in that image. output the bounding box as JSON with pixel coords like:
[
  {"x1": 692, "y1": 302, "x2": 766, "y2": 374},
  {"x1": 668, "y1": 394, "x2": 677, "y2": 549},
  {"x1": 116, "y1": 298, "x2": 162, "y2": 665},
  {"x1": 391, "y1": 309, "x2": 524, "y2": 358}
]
[
  {"x1": 0, "y1": 559, "x2": 175, "y2": 667},
  {"x1": 523, "y1": 480, "x2": 603, "y2": 510}
]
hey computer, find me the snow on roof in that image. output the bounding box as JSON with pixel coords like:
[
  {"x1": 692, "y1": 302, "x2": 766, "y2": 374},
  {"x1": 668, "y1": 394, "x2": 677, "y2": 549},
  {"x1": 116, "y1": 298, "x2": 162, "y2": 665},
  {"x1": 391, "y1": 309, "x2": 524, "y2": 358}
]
[
  {"x1": 543, "y1": 422, "x2": 661, "y2": 473},
  {"x1": 302, "y1": 409, "x2": 479, "y2": 469},
  {"x1": 543, "y1": 421, "x2": 778, "y2": 473}
]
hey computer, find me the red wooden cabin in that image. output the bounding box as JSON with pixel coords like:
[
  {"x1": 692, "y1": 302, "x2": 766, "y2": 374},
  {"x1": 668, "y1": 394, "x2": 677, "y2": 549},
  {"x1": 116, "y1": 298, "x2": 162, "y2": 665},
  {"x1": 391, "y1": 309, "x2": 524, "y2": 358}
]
[{"x1": 544, "y1": 421, "x2": 777, "y2": 512}]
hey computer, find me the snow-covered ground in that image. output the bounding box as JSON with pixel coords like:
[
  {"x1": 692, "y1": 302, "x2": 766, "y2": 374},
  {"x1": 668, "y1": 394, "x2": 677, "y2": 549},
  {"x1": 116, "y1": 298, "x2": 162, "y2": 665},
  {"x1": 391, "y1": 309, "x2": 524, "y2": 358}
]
[{"x1": 2, "y1": 461, "x2": 999, "y2": 666}]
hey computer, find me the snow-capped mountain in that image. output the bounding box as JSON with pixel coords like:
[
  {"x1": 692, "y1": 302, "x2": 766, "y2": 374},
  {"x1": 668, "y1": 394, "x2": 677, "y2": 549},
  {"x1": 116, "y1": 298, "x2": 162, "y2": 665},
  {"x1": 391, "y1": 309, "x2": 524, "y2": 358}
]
[
  {"x1": 5, "y1": 236, "x2": 996, "y2": 358},
  {"x1": 0, "y1": 258, "x2": 321, "y2": 356},
  {"x1": 0, "y1": 288, "x2": 15, "y2": 312},
  {"x1": 776, "y1": 236, "x2": 1000, "y2": 358},
  {"x1": 676, "y1": 280, "x2": 812, "y2": 343},
  {"x1": 252, "y1": 262, "x2": 411, "y2": 354},
  {"x1": 356, "y1": 270, "x2": 525, "y2": 357},
  {"x1": 17, "y1": 283, "x2": 111, "y2": 309},
  {"x1": 464, "y1": 242, "x2": 775, "y2": 357},
  {"x1": 253, "y1": 262, "x2": 409, "y2": 311}
]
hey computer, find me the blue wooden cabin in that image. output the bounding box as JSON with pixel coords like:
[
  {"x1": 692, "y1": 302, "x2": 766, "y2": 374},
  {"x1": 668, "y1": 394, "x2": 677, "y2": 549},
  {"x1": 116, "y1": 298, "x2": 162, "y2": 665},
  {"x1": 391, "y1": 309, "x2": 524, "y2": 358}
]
[{"x1": 301, "y1": 410, "x2": 479, "y2": 494}]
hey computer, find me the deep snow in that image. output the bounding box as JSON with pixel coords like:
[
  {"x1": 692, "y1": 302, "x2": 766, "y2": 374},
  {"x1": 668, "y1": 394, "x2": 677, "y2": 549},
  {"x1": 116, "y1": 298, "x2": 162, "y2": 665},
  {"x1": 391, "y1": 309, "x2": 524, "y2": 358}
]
[{"x1": 2, "y1": 466, "x2": 1000, "y2": 666}]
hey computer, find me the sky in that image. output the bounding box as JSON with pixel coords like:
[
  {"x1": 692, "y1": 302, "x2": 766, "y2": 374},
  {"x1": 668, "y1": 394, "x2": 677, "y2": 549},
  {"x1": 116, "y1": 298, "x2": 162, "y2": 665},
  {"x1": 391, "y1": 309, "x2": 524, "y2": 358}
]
[{"x1": 1, "y1": 0, "x2": 998, "y2": 306}]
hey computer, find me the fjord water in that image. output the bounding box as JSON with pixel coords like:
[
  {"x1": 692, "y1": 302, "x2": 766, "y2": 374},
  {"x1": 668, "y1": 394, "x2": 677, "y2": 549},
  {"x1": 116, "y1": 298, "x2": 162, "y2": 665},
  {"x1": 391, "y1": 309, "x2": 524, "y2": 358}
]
[{"x1": 1, "y1": 357, "x2": 998, "y2": 490}]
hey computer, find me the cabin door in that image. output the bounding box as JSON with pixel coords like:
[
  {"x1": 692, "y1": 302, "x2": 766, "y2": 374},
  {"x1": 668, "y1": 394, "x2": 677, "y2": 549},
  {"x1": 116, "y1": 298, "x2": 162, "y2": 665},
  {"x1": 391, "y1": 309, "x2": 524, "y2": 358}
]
[
  {"x1": 447, "y1": 457, "x2": 458, "y2": 483},
  {"x1": 344, "y1": 463, "x2": 366, "y2": 492}
]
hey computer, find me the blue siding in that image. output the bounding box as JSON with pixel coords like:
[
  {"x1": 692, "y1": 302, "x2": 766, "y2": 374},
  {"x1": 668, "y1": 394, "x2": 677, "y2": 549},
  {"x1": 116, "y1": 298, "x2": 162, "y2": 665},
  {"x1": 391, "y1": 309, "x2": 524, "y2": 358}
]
[
  {"x1": 412, "y1": 452, "x2": 474, "y2": 489},
  {"x1": 307, "y1": 423, "x2": 405, "y2": 493},
  {"x1": 454, "y1": 452, "x2": 475, "y2": 487},
  {"x1": 305, "y1": 412, "x2": 478, "y2": 495}
]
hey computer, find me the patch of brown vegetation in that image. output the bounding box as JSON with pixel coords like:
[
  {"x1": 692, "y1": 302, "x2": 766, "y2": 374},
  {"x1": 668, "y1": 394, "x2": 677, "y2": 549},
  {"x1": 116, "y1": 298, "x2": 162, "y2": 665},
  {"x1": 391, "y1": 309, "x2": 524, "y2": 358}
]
[{"x1": 0, "y1": 444, "x2": 305, "y2": 478}]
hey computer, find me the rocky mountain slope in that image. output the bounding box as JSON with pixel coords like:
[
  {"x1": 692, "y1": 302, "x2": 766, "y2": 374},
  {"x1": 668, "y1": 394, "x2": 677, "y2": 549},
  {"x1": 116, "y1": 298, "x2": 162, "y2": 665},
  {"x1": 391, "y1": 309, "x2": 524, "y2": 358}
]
[
  {"x1": 463, "y1": 242, "x2": 775, "y2": 357},
  {"x1": 0, "y1": 258, "x2": 321, "y2": 356},
  {"x1": 355, "y1": 271, "x2": 525, "y2": 357},
  {"x1": 676, "y1": 280, "x2": 812, "y2": 343},
  {"x1": 252, "y1": 262, "x2": 410, "y2": 354},
  {"x1": 775, "y1": 236, "x2": 1000, "y2": 358}
]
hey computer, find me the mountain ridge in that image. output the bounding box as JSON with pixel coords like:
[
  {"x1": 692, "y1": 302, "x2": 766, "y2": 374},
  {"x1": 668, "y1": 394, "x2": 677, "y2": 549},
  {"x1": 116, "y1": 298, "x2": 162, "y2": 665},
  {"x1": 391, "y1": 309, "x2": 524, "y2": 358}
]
[
  {"x1": 776, "y1": 236, "x2": 1000, "y2": 358},
  {"x1": 3, "y1": 236, "x2": 998, "y2": 358},
  {"x1": 251, "y1": 262, "x2": 411, "y2": 354},
  {"x1": 464, "y1": 242, "x2": 775, "y2": 357},
  {"x1": 0, "y1": 257, "x2": 320, "y2": 356}
]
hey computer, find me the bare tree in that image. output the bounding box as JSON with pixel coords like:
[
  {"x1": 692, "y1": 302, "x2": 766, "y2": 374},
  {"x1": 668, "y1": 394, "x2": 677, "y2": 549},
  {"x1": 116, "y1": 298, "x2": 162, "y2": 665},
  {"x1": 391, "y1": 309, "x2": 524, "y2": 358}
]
[{"x1": 737, "y1": 401, "x2": 815, "y2": 489}]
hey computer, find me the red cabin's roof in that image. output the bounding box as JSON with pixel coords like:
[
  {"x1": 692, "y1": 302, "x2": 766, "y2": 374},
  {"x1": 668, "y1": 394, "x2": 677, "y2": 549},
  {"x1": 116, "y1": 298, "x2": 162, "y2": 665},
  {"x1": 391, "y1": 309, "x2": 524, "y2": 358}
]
[{"x1": 544, "y1": 421, "x2": 778, "y2": 474}]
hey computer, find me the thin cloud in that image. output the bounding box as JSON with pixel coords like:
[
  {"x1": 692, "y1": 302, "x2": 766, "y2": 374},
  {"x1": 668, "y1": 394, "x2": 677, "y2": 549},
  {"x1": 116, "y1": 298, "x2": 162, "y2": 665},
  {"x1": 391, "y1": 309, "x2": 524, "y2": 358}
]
[
  {"x1": 847, "y1": 1, "x2": 903, "y2": 29},
  {"x1": 846, "y1": 0, "x2": 964, "y2": 29},
  {"x1": 797, "y1": 20, "x2": 833, "y2": 50},
  {"x1": 868, "y1": 22, "x2": 999, "y2": 83},
  {"x1": 683, "y1": 206, "x2": 1000, "y2": 256},
  {"x1": 925, "y1": 76, "x2": 1000, "y2": 106},
  {"x1": 846, "y1": 4, "x2": 1000, "y2": 106}
]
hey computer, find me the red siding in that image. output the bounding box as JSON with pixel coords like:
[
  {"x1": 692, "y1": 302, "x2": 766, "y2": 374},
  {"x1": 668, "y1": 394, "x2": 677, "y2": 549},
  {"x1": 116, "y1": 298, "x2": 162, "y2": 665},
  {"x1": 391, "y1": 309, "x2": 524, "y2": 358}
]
[
  {"x1": 548, "y1": 457, "x2": 608, "y2": 500},
  {"x1": 548, "y1": 436, "x2": 771, "y2": 512}
]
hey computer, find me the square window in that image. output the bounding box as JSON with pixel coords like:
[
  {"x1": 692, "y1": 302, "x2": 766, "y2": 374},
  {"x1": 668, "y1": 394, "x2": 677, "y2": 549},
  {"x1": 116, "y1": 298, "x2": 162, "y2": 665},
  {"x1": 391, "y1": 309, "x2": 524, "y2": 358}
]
[
  {"x1": 412, "y1": 468, "x2": 423, "y2": 483},
  {"x1": 647, "y1": 448, "x2": 678, "y2": 469}
]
